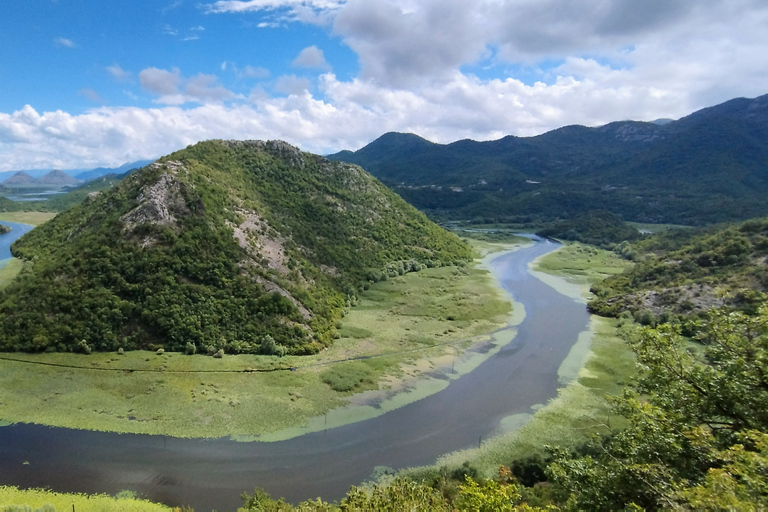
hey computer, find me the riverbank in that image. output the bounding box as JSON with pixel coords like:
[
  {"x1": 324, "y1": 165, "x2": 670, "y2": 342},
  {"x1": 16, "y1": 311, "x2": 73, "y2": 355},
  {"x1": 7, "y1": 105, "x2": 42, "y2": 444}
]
[
  {"x1": 0, "y1": 240, "x2": 519, "y2": 439},
  {"x1": 403, "y1": 242, "x2": 635, "y2": 480}
]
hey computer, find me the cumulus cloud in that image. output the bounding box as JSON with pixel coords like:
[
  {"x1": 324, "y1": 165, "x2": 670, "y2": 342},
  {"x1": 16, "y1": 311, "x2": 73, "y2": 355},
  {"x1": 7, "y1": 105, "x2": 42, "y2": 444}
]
[
  {"x1": 292, "y1": 46, "x2": 330, "y2": 69},
  {"x1": 54, "y1": 37, "x2": 76, "y2": 48},
  {"x1": 139, "y1": 67, "x2": 182, "y2": 95},
  {"x1": 139, "y1": 67, "x2": 240, "y2": 105},
  {"x1": 0, "y1": 68, "x2": 731, "y2": 172},
  {"x1": 3, "y1": 0, "x2": 768, "y2": 171},
  {"x1": 274, "y1": 75, "x2": 312, "y2": 95}
]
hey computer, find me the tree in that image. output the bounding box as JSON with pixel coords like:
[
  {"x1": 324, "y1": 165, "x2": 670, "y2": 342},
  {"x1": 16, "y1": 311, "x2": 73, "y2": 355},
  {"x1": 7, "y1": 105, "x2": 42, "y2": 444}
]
[{"x1": 548, "y1": 302, "x2": 768, "y2": 510}]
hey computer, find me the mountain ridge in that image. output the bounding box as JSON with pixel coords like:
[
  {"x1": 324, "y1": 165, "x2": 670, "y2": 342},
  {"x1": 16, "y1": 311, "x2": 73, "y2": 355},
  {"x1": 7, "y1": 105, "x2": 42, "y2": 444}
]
[{"x1": 328, "y1": 93, "x2": 768, "y2": 225}]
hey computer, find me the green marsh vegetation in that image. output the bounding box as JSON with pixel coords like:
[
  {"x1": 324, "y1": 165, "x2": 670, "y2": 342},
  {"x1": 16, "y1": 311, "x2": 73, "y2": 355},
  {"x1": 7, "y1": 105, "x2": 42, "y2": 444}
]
[
  {"x1": 397, "y1": 244, "x2": 635, "y2": 480},
  {"x1": 531, "y1": 241, "x2": 634, "y2": 298},
  {"x1": 0, "y1": 486, "x2": 172, "y2": 512},
  {"x1": 0, "y1": 212, "x2": 57, "y2": 226},
  {"x1": 0, "y1": 241, "x2": 513, "y2": 438}
]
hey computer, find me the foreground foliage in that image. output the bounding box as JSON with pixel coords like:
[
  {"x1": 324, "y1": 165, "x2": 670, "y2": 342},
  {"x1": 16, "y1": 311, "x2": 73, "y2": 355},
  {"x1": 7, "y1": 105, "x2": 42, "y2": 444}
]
[
  {"x1": 0, "y1": 140, "x2": 469, "y2": 355},
  {"x1": 240, "y1": 472, "x2": 541, "y2": 511},
  {"x1": 548, "y1": 303, "x2": 768, "y2": 510}
]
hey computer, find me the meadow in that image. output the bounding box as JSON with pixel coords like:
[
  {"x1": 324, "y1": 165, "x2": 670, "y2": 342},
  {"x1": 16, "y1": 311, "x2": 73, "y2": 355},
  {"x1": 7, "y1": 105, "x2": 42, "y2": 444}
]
[
  {"x1": 0, "y1": 486, "x2": 173, "y2": 512},
  {"x1": 0, "y1": 241, "x2": 515, "y2": 439}
]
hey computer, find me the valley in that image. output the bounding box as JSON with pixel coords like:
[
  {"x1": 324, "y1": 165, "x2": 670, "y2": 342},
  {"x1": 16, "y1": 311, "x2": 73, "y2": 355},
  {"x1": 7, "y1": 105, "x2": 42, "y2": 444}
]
[
  {"x1": 1, "y1": 96, "x2": 767, "y2": 511},
  {"x1": 0, "y1": 235, "x2": 620, "y2": 510}
]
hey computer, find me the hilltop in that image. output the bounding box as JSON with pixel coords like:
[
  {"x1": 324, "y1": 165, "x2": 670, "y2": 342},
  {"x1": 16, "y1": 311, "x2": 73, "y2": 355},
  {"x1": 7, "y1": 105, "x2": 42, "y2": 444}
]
[
  {"x1": 0, "y1": 139, "x2": 469, "y2": 355},
  {"x1": 329, "y1": 94, "x2": 768, "y2": 225}
]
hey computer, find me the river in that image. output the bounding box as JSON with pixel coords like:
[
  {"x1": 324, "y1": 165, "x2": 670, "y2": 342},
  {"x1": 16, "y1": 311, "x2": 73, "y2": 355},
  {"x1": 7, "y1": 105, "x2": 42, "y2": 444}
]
[
  {"x1": 0, "y1": 221, "x2": 34, "y2": 267},
  {"x1": 0, "y1": 238, "x2": 589, "y2": 511}
]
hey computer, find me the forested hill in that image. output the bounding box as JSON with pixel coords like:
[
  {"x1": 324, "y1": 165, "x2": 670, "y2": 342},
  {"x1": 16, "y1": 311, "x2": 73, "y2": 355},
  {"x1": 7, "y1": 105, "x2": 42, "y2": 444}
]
[
  {"x1": 588, "y1": 216, "x2": 768, "y2": 322},
  {"x1": 0, "y1": 140, "x2": 469, "y2": 355},
  {"x1": 328, "y1": 94, "x2": 768, "y2": 225}
]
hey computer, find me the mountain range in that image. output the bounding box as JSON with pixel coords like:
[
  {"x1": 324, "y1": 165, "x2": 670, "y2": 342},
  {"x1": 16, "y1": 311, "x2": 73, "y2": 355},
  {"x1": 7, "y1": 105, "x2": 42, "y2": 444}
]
[
  {"x1": 328, "y1": 94, "x2": 768, "y2": 225},
  {"x1": 0, "y1": 140, "x2": 469, "y2": 354},
  {"x1": 1, "y1": 169, "x2": 82, "y2": 187},
  {"x1": 0, "y1": 159, "x2": 153, "y2": 185}
]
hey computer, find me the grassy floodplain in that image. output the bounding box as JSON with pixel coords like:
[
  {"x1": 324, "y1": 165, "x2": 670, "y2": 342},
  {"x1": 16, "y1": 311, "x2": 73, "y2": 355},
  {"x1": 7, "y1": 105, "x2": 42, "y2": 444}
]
[
  {"x1": 0, "y1": 486, "x2": 172, "y2": 512},
  {"x1": 0, "y1": 239, "x2": 517, "y2": 439},
  {"x1": 404, "y1": 241, "x2": 636, "y2": 480},
  {"x1": 0, "y1": 212, "x2": 57, "y2": 226}
]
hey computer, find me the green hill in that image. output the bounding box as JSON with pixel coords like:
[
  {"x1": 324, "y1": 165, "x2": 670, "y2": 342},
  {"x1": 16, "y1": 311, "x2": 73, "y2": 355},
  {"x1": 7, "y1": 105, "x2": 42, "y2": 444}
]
[
  {"x1": 328, "y1": 94, "x2": 768, "y2": 225},
  {"x1": 0, "y1": 139, "x2": 469, "y2": 355},
  {"x1": 588, "y1": 217, "x2": 768, "y2": 321}
]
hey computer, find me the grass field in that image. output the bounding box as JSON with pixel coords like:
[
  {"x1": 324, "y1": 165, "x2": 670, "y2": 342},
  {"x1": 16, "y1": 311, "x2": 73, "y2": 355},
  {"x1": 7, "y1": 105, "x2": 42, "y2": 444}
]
[
  {"x1": 0, "y1": 258, "x2": 25, "y2": 288},
  {"x1": 0, "y1": 211, "x2": 57, "y2": 226},
  {"x1": 530, "y1": 242, "x2": 633, "y2": 300},
  {"x1": 0, "y1": 486, "x2": 172, "y2": 512},
  {"x1": 0, "y1": 242, "x2": 517, "y2": 439},
  {"x1": 402, "y1": 243, "x2": 637, "y2": 480}
]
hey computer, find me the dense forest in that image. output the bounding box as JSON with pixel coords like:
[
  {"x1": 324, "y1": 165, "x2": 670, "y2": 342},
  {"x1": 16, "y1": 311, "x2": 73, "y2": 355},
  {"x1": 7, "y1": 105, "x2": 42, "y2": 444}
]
[
  {"x1": 536, "y1": 210, "x2": 641, "y2": 248},
  {"x1": 0, "y1": 140, "x2": 469, "y2": 355}
]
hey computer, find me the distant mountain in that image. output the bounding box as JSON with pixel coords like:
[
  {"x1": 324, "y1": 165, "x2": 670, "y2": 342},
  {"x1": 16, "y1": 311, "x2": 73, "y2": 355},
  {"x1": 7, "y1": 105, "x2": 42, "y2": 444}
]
[
  {"x1": 3, "y1": 171, "x2": 37, "y2": 186},
  {"x1": 328, "y1": 94, "x2": 768, "y2": 225},
  {"x1": 0, "y1": 140, "x2": 469, "y2": 354},
  {"x1": 74, "y1": 159, "x2": 154, "y2": 181},
  {"x1": 36, "y1": 170, "x2": 81, "y2": 186}
]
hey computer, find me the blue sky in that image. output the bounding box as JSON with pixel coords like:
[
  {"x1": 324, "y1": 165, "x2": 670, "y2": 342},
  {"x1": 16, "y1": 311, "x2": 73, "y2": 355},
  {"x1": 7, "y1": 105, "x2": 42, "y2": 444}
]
[{"x1": 1, "y1": 0, "x2": 768, "y2": 171}]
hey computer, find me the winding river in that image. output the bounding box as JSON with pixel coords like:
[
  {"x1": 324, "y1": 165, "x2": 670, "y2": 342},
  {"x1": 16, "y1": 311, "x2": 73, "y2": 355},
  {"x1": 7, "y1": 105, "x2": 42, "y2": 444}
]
[{"x1": 0, "y1": 237, "x2": 589, "y2": 511}]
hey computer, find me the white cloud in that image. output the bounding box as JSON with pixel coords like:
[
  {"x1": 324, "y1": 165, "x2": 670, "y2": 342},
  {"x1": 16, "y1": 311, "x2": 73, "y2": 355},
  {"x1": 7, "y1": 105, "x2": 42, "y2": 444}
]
[
  {"x1": 274, "y1": 75, "x2": 311, "y2": 95},
  {"x1": 106, "y1": 64, "x2": 131, "y2": 82},
  {"x1": 239, "y1": 65, "x2": 271, "y2": 79},
  {"x1": 139, "y1": 67, "x2": 182, "y2": 95},
  {"x1": 54, "y1": 37, "x2": 76, "y2": 48},
  {"x1": 205, "y1": 0, "x2": 345, "y2": 14},
  {"x1": 78, "y1": 89, "x2": 104, "y2": 103},
  {"x1": 292, "y1": 46, "x2": 330, "y2": 70},
  {"x1": 3, "y1": 0, "x2": 768, "y2": 171},
  {"x1": 139, "y1": 67, "x2": 240, "y2": 105},
  {"x1": 0, "y1": 70, "x2": 734, "y2": 172}
]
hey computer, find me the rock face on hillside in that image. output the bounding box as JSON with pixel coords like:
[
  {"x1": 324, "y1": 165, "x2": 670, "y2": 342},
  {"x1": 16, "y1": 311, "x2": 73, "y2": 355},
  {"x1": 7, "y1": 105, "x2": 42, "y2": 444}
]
[{"x1": 0, "y1": 140, "x2": 470, "y2": 355}]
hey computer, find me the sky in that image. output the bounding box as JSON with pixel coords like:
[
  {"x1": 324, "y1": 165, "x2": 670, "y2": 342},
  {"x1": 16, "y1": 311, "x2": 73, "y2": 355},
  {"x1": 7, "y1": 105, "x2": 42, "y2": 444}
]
[{"x1": 1, "y1": 0, "x2": 768, "y2": 171}]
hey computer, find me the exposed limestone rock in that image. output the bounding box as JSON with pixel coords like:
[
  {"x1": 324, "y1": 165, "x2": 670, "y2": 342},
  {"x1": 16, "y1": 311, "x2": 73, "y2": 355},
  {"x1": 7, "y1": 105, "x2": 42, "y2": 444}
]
[{"x1": 120, "y1": 167, "x2": 192, "y2": 242}]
